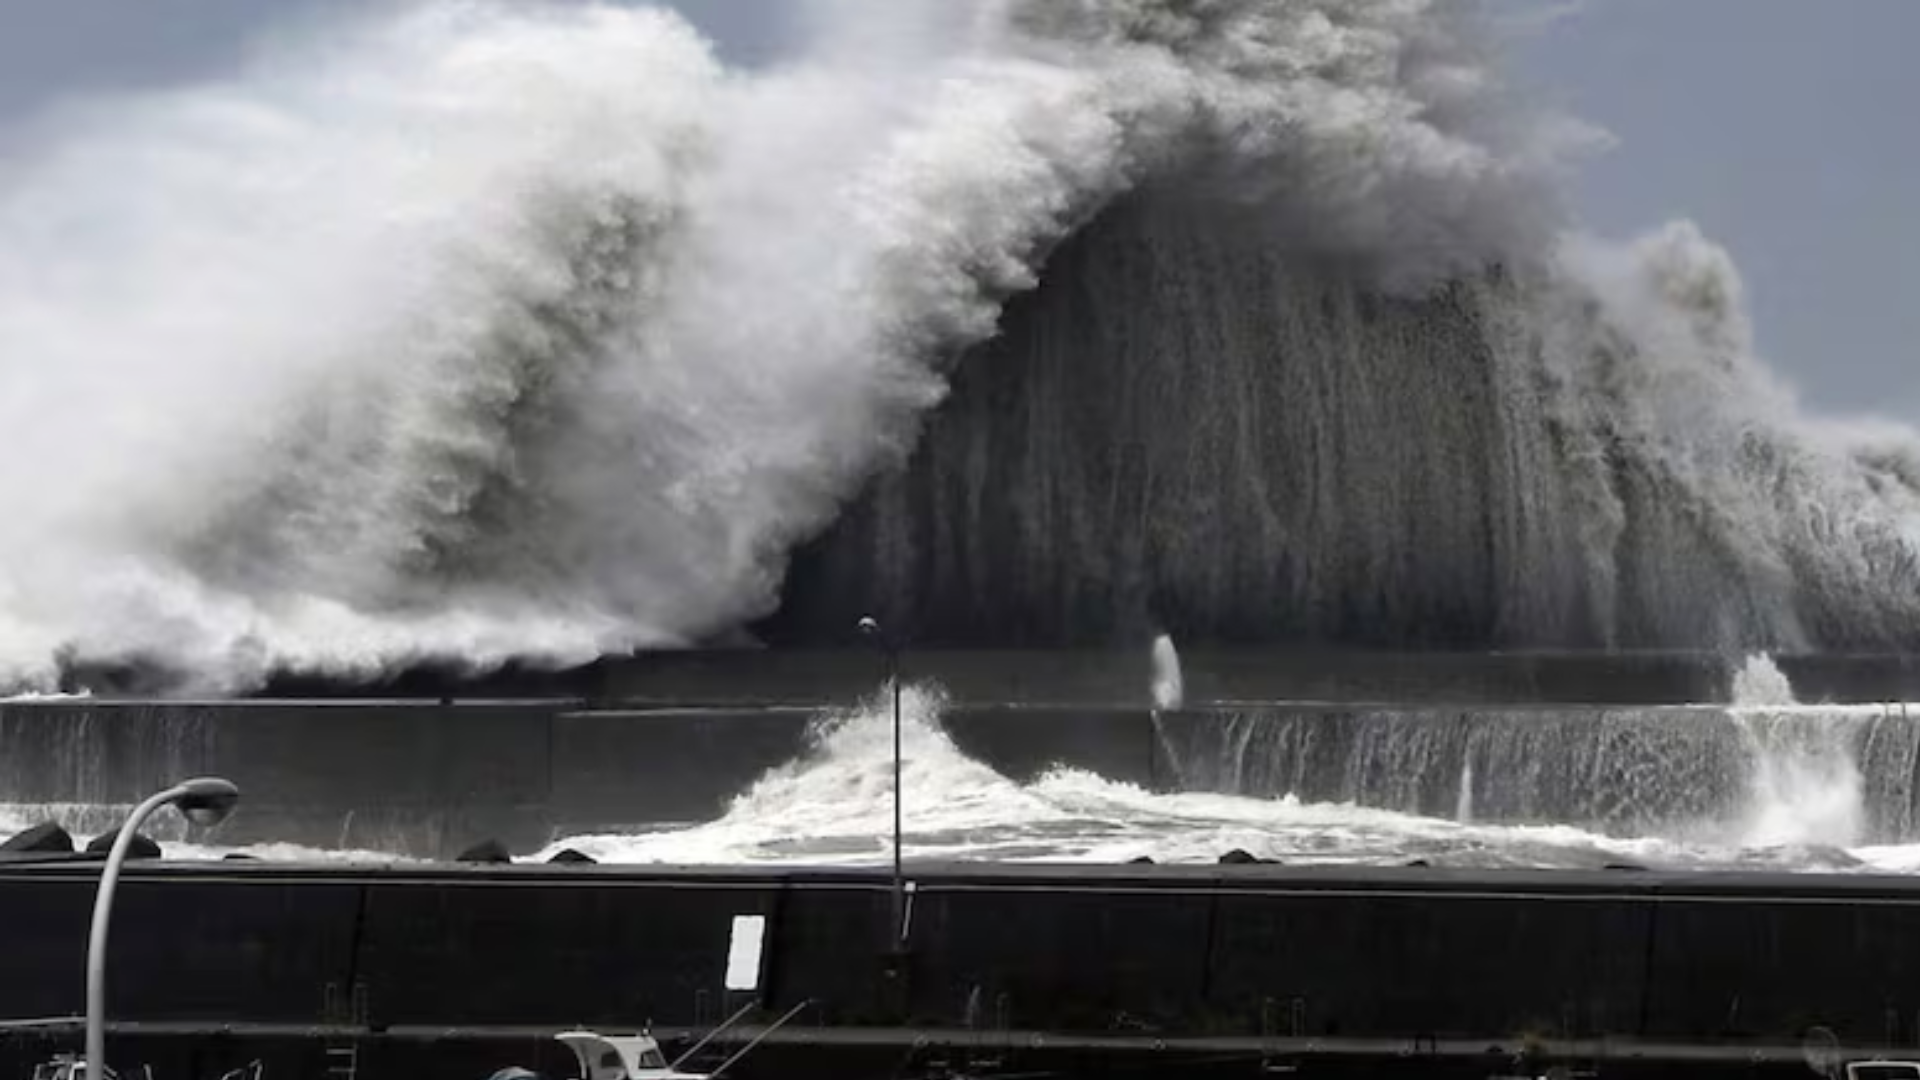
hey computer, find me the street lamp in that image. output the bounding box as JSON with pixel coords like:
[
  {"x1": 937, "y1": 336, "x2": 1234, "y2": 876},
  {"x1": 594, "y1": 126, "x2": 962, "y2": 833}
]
[
  {"x1": 85, "y1": 777, "x2": 240, "y2": 1079},
  {"x1": 856, "y1": 616, "x2": 905, "y2": 946}
]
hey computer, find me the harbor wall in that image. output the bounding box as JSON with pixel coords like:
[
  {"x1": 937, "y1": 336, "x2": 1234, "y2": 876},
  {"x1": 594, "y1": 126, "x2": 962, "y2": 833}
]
[
  {"x1": 248, "y1": 648, "x2": 1920, "y2": 707},
  {"x1": 3, "y1": 862, "x2": 1920, "y2": 1076},
  {"x1": 14, "y1": 697, "x2": 1920, "y2": 857},
  {"x1": 0, "y1": 701, "x2": 1170, "y2": 857}
]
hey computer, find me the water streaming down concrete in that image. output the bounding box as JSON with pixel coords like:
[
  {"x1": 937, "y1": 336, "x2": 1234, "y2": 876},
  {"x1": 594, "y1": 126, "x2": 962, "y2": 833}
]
[
  {"x1": 1156, "y1": 703, "x2": 1920, "y2": 845},
  {"x1": 760, "y1": 193, "x2": 1920, "y2": 654},
  {"x1": 7, "y1": 665, "x2": 1920, "y2": 861}
]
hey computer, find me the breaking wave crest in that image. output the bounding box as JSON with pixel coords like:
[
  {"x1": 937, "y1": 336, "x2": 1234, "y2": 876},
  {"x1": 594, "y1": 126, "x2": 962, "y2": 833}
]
[{"x1": 0, "y1": 0, "x2": 1914, "y2": 691}]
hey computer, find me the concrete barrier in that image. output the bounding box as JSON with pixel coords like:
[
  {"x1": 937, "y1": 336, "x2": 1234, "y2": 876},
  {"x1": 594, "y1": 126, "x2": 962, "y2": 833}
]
[
  {"x1": 235, "y1": 648, "x2": 1920, "y2": 707},
  {"x1": 4, "y1": 861, "x2": 1920, "y2": 1069},
  {"x1": 356, "y1": 871, "x2": 783, "y2": 1028},
  {"x1": 1638, "y1": 880, "x2": 1920, "y2": 1041},
  {"x1": 15, "y1": 694, "x2": 1920, "y2": 858},
  {"x1": 0, "y1": 871, "x2": 361, "y2": 1025},
  {"x1": 0, "y1": 702, "x2": 562, "y2": 856},
  {"x1": 1203, "y1": 885, "x2": 1652, "y2": 1039},
  {"x1": 548, "y1": 709, "x2": 817, "y2": 831},
  {"x1": 2, "y1": 701, "x2": 1176, "y2": 856},
  {"x1": 939, "y1": 706, "x2": 1166, "y2": 787}
]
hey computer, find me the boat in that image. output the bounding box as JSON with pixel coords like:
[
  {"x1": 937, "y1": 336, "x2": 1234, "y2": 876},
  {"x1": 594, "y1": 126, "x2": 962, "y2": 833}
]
[
  {"x1": 485, "y1": 1000, "x2": 812, "y2": 1080},
  {"x1": 1845, "y1": 1064, "x2": 1920, "y2": 1080},
  {"x1": 27, "y1": 1054, "x2": 259, "y2": 1080},
  {"x1": 552, "y1": 1030, "x2": 704, "y2": 1080}
]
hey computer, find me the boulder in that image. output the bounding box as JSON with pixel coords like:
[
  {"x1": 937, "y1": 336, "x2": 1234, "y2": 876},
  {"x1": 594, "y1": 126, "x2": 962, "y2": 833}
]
[
  {"x1": 86, "y1": 829, "x2": 163, "y2": 860},
  {"x1": 0, "y1": 822, "x2": 73, "y2": 854},
  {"x1": 456, "y1": 839, "x2": 513, "y2": 864}
]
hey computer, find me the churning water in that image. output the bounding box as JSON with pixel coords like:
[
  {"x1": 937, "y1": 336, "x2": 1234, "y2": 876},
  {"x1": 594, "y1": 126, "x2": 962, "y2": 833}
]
[
  {"x1": 3, "y1": 654, "x2": 1916, "y2": 871},
  {"x1": 2, "y1": 2, "x2": 1918, "y2": 871},
  {"x1": 531, "y1": 662, "x2": 1920, "y2": 873},
  {"x1": 0, "y1": 1, "x2": 1916, "y2": 692}
]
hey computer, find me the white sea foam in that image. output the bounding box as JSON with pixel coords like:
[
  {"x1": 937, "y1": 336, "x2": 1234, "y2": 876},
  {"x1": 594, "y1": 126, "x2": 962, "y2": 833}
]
[
  {"x1": 4, "y1": 1, "x2": 1902, "y2": 689},
  {"x1": 1723, "y1": 653, "x2": 1867, "y2": 850},
  {"x1": 529, "y1": 683, "x2": 1883, "y2": 874},
  {"x1": 1149, "y1": 633, "x2": 1183, "y2": 711}
]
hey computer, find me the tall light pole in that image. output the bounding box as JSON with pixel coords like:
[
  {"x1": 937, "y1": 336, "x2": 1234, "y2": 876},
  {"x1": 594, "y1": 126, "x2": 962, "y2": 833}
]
[
  {"x1": 86, "y1": 777, "x2": 241, "y2": 1079},
  {"x1": 856, "y1": 616, "x2": 904, "y2": 946}
]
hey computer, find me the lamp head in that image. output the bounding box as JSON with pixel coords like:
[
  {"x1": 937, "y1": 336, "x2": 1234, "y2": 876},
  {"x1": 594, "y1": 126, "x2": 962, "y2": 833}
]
[
  {"x1": 174, "y1": 777, "x2": 240, "y2": 827},
  {"x1": 857, "y1": 616, "x2": 880, "y2": 637}
]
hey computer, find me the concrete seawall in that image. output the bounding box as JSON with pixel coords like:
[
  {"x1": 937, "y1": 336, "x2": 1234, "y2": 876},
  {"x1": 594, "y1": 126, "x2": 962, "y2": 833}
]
[
  {"x1": 12, "y1": 696, "x2": 1920, "y2": 857},
  {"x1": 0, "y1": 700, "x2": 1177, "y2": 856},
  {"x1": 242, "y1": 648, "x2": 1920, "y2": 707},
  {"x1": 0, "y1": 701, "x2": 807, "y2": 855},
  {"x1": 3, "y1": 861, "x2": 1920, "y2": 1077}
]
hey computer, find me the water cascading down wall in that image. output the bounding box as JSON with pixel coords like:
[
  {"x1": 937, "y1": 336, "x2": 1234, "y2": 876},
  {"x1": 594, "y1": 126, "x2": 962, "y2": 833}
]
[{"x1": 764, "y1": 189, "x2": 1920, "y2": 653}]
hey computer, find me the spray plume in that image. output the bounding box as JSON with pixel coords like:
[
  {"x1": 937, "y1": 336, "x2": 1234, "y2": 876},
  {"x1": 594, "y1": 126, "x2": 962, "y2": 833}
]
[{"x1": 0, "y1": 0, "x2": 1911, "y2": 691}]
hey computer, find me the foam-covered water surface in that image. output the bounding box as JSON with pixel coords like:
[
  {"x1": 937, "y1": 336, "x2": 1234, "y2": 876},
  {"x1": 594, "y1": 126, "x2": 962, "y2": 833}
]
[
  {"x1": 0, "y1": 801, "x2": 419, "y2": 864},
  {"x1": 5, "y1": 654, "x2": 1917, "y2": 873},
  {"x1": 528, "y1": 669, "x2": 1920, "y2": 875}
]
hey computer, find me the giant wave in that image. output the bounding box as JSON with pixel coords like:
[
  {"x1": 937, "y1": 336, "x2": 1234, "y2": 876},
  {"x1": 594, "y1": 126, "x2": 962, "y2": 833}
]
[{"x1": 0, "y1": 0, "x2": 1915, "y2": 693}]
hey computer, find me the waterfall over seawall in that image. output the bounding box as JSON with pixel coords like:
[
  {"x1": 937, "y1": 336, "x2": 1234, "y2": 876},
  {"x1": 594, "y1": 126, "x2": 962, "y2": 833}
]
[
  {"x1": 1158, "y1": 703, "x2": 1920, "y2": 846},
  {"x1": 8, "y1": 682, "x2": 1920, "y2": 861},
  {"x1": 764, "y1": 191, "x2": 1920, "y2": 652}
]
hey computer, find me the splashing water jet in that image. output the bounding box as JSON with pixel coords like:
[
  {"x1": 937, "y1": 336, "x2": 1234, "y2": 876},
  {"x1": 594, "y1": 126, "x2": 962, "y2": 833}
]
[
  {"x1": 1728, "y1": 654, "x2": 1865, "y2": 849},
  {"x1": 1149, "y1": 634, "x2": 1183, "y2": 713}
]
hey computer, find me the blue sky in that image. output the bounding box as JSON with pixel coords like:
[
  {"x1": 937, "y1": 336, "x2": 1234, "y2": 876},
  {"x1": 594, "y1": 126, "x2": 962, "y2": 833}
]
[
  {"x1": 0, "y1": 0, "x2": 1911, "y2": 417},
  {"x1": 1513, "y1": 0, "x2": 1920, "y2": 418}
]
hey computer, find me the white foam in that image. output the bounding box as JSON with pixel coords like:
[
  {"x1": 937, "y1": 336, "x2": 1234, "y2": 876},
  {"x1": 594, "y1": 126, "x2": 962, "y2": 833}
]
[
  {"x1": 1731, "y1": 652, "x2": 1798, "y2": 708},
  {"x1": 1149, "y1": 633, "x2": 1183, "y2": 712},
  {"x1": 533, "y1": 682, "x2": 1878, "y2": 873},
  {"x1": 1725, "y1": 654, "x2": 1867, "y2": 850},
  {"x1": 0, "y1": 0, "x2": 1593, "y2": 691}
]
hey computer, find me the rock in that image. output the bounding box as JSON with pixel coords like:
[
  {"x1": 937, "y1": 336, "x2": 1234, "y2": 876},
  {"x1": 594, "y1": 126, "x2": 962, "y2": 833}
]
[
  {"x1": 1218, "y1": 849, "x2": 1260, "y2": 865},
  {"x1": 86, "y1": 829, "x2": 162, "y2": 860},
  {"x1": 547, "y1": 848, "x2": 597, "y2": 865},
  {"x1": 0, "y1": 822, "x2": 73, "y2": 854},
  {"x1": 1126, "y1": 855, "x2": 1155, "y2": 865},
  {"x1": 456, "y1": 839, "x2": 513, "y2": 864}
]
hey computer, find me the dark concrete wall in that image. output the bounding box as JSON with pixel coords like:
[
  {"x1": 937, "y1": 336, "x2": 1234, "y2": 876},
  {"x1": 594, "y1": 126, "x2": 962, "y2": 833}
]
[
  {"x1": 7, "y1": 862, "x2": 1920, "y2": 1064},
  {"x1": 10, "y1": 692, "x2": 1920, "y2": 861},
  {"x1": 939, "y1": 706, "x2": 1165, "y2": 788},
  {"x1": 0, "y1": 872, "x2": 362, "y2": 1025},
  {"x1": 233, "y1": 648, "x2": 1920, "y2": 708},
  {"x1": 20, "y1": 695, "x2": 1920, "y2": 860},
  {"x1": 0, "y1": 702, "x2": 1175, "y2": 857},
  {"x1": 548, "y1": 708, "x2": 817, "y2": 833},
  {"x1": 0, "y1": 702, "x2": 561, "y2": 856},
  {"x1": 0, "y1": 703, "x2": 832, "y2": 857}
]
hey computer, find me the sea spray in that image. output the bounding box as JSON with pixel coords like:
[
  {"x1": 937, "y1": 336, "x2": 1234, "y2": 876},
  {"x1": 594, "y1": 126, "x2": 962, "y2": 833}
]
[
  {"x1": 0, "y1": 1, "x2": 1914, "y2": 690},
  {"x1": 1729, "y1": 652, "x2": 1798, "y2": 708},
  {"x1": 0, "y1": 0, "x2": 1571, "y2": 689},
  {"x1": 1728, "y1": 654, "x2": 1865, "y2": 848},
  {"x1": 1149, "y1": 633, "x2": 1183, "y2": 712},
  {"x1": 524, "y1": 681, "x2": 1882, "y2": 872}
]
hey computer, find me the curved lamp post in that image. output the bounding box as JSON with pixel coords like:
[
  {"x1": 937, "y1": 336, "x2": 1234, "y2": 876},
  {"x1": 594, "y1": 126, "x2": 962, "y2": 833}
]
[
  {"x1": 856, "y1": 617, "x2": 905, "y2": 946},
  {"x1": 85, "y1": 777, "x2": 240, "y2": 1079}
]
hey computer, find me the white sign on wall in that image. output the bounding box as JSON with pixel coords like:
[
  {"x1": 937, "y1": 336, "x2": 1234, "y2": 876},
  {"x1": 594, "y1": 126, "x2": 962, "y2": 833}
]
[{"x1": 725, "y1": 914, "x2": 767, "y2": 992}]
